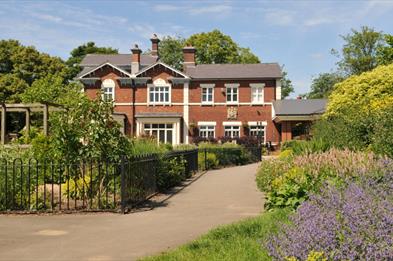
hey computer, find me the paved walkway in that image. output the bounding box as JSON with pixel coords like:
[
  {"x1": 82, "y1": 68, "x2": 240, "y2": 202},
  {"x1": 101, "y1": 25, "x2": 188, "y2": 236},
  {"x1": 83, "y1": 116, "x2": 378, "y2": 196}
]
[{"x1": 0, "y1": 163, "x2": 263, "y2": 261}]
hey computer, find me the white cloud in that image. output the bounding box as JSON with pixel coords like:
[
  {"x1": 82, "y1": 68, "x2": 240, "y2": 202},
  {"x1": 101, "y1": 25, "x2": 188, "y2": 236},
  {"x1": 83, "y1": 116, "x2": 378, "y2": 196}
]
[
  {"x1": 188, "y1": 5, "x2": 232, "y2": 15},
  {"x1": 310, "y1": 53, "x2": 324, "y2": 60},
  {"x1": 264, "y1": 9, "x2": 295, "y2": 26},
  {"x1": 153, "y1": 4, "x2": 182, "y2": 12},
  {"x1": 152, "y1": 3, "x2": 232, "y2": 16}
]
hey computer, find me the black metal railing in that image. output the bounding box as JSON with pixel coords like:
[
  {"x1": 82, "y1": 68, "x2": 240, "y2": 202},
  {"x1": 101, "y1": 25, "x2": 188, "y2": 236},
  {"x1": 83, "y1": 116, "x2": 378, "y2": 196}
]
[
  {"x1": 198, "y1": 146, "x2": 262, "y2": 171},
  {"x1": 0, "y1": 149, "x2": 199, "y2": 214},
  {"x1": 0, "y1": 147, "x2": 260, "y2": 214}
]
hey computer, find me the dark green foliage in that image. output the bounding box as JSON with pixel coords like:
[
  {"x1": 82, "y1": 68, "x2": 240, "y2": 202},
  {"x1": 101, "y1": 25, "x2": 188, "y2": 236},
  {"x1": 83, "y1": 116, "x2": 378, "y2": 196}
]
[
  {"x1": 281, "y1": 139, "x2": 331, "y2": 156},
  {"x1": 156, "y1": 156, "x2": 186, "y2": 191},
  {"x1": 305, "y1": 72, "x2": 345, "y2": 99},
  {"x1": 333, "y1": 26, "x2": 384, "y2": 75},
  {"x1": 377, "y1": 34, "x2": 393, "y2": 65},
  {"x1": 157, "y1": 36, "x2": 186, "y2": 71},
  {"x1": 371, "y1": 105, "x2": 393, "y2": 158},
  {"x1": 280, "y1": 70, "x2": 294, "y2": 99},
  {"x1": 65, "y1": 42, "x2": 118, "y2": 80}
]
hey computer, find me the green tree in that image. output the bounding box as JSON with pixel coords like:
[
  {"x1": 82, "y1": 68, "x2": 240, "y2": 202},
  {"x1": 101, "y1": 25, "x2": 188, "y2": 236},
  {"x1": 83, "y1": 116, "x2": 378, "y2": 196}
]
[
  {"x1": 157, "y1": 30, "x2": 260, "y2": 69},
  {"x1": 22, "y1": 74, "x2": 83, "y2": 106},
  {"x1": 0, "y1": 74, "x2": 29, "y2": 103},
  {"x1": 237, "y1": 47, "x2": 260, "y2": 64},
  {"x1": 65, "y1": 42, "x2": 118, "y2": 80},
  {"x1": 0, "y1": 39, "x2": 68, "y2": 102},
  {"x1": 377, "y1": 34, "x2": 393, "y2": 65},
  {"x1": 158, "y1": 36, "x2": 186, "y2": 71},
  {"x1": 186, "y1": 29, "x2": 260, "y2": 64},
  {"x1": 326, "y1": 63, "x2": 393, "y2": 117},
  {"x1": 332, "y1": 26, "x2": 384, "y2": 75},
  {"x1": 281, "y1": 70, "x2": 294, "y2": 99},
  {"x1": 306, "y1": 72, "x2": 344, "y2": 99}
]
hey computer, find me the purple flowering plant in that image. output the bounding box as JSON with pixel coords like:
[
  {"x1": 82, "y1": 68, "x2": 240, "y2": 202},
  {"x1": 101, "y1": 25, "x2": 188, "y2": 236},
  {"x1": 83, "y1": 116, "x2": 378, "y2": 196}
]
[{"x1": 266, "y1": 174, "x2": 393, "y2": 260}]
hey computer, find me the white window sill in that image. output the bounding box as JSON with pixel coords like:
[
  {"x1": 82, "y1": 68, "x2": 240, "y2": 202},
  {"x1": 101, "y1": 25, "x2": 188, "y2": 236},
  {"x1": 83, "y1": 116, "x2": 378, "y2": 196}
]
[
  {"x1": 251, "y1": 102, "x2": 264, "y2": 105},
  {"x1": 226, "y1": 102, "x2": 239, "y2": 105},
  {"x1": 201, "y1": 102, "x2": 214, "y2": 106},
  {"x1": 148, "y1": 103, "x2": 171, "y2": 106}
]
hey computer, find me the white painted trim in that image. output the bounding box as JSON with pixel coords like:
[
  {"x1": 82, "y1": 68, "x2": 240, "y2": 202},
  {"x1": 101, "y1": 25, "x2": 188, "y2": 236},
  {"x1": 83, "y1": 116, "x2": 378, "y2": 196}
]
[
  {"x1": 224, "y1": 83, "x2": 240, "y2": 88},
  {"x1": 248, "y1": 121, "x2": 267, "y2": 126},
  {"x1": 135, "y1": 61, "x2": 190, "y2": 79},
  {"x1": 250, "y1": 83, "x2": 266, "y2": 88},
  {"x1": 222, "y1": 121, "x2": 242, "y2": 126},
  {"x1": 275, "y1": 78, "x2": 282, "y2": 100},
  {"x1": 183, "y1": 82, "x2": 189, "y2": 144},
  {"x1": 200, "y1": 83, "x2": 215, "y2": 88},
  {"x1": 197, "y1": 121, "x2": 217, "y2": 126},
  {"x1": 78, "y1": 62, "x2": 132, "y2": 79},
  {"x1": 115, "y1": 102, "x2": 273, "y2": 106}
]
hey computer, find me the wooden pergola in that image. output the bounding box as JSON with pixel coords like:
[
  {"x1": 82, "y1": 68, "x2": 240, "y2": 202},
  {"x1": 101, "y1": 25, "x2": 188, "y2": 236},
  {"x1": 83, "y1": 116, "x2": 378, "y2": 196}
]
[{"x1": 0, "y1": 102, "x2": 64, "y2": 145}]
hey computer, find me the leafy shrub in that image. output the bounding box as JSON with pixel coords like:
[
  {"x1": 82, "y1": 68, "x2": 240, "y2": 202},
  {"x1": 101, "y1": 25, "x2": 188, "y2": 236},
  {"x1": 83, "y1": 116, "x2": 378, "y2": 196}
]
[
  {"x1": 198, "y1": 152, "x2": 219, "y2": 170},
  {"x1": 257, "y1": 149, "x2": 392, "y2": 210},
  {"x1": 281, "y1": 139, "x2": 330, "y2": 156},
  {"x1": 266, "y1": 180, "x2": 393, "y2": 260},
  {"x1": 156, "y1": 156, "x2": 186, "y2": 191}
]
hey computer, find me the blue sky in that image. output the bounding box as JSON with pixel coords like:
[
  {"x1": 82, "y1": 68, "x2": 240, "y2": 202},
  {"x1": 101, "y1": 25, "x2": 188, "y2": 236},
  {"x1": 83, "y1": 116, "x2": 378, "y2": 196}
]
[{"x1": 1, "y1": 0, "x2": 393, "y2": 97}]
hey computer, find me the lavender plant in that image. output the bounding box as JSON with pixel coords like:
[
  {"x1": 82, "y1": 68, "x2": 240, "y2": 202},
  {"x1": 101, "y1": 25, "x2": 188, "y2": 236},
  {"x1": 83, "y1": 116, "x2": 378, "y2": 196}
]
[{"x1": 266, "y1": 179, "x2": 393, "y2": 260}]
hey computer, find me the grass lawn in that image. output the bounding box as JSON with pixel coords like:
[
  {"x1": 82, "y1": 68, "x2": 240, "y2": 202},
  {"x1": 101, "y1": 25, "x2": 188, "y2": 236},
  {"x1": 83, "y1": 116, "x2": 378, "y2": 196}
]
[{"x1": 141, "y1": 209, "x2": 290, "y2": 261}]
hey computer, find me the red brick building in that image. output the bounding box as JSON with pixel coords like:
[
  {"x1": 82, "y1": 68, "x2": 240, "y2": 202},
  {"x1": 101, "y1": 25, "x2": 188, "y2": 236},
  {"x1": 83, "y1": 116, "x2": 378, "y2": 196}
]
[{"x1": 77, "y1": 35, "x2": 318, "y2": 145}]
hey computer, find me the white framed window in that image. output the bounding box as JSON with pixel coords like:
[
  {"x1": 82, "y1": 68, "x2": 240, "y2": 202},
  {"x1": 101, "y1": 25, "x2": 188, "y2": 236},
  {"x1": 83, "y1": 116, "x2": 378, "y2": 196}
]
[
  {"x1": 201, "y1": 84, "x2": 214, "y2": 104},
  {"x1": 101, "y1": 79, "x2": 115, "y2": 101},
  {"x1": 149, "y1": 86, "x2": 170, "y2": 104},
  {"x1": 224, "y1": 126, "x2": 240, "y2": 138},
  {"x1": 225, "y1": 83, "x2": 239, "y2": 104},
  {"x1": 249, "y1": 125, "x2": 265, "y2": 141},
  {"x1": 143, "y1": 123, "x2": 174, "y2": 144},
  {"x1": 199, "y1": 125, "x2": 215, "y2": 138},
  {"x1": 251, "y1": 83, "x2": 265, "y2": 104}
]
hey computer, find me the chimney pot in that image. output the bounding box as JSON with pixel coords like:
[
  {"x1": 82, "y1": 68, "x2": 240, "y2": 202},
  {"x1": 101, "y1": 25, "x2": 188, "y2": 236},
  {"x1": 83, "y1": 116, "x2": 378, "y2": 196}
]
[
  {"x1": 131, "y1": 43, "x2": 142, "y2": 74},
  {"x1": 150, "y1": 34, "x2": 160, "y2": 57},
  {"x1": 182, "y1": 45, "x2": 196, "y2": 72}
]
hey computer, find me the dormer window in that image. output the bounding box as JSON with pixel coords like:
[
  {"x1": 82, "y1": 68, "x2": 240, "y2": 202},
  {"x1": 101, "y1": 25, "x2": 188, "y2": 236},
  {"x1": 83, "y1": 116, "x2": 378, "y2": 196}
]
[{"x1": 101, "y1": 79, "x2": 115, "y2": 101}]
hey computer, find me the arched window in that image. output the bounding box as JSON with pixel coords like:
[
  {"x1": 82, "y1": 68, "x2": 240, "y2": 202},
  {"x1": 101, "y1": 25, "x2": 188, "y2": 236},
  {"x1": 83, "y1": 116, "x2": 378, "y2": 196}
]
[{"x1": 101, "y1": 79, "x2": 115, "y2": 101}]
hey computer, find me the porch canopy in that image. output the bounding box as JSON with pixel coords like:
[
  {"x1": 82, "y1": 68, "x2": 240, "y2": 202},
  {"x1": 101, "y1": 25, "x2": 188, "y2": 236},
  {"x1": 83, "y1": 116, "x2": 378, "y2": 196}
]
[{"x1": 272, "y1": 99, "x2": 327, "y2": 141}]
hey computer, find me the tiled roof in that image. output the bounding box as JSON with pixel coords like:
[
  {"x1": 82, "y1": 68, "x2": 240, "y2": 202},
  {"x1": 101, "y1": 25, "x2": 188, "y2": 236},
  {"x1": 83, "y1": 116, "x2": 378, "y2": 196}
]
[
  {"x1": 80, "y1": 54, "x2": 157, "y2": 66},
  {"x1": 272, "y1": 99, "x2": 328, "y2": 116},
  {"x1": 185, "y1": 63, "x2": 282, "y2": 79}
]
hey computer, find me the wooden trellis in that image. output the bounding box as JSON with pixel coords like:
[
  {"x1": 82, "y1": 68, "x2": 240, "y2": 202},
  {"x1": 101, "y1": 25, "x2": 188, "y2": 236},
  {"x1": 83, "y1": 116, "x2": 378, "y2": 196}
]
[{"x1": 0, "y1": 102, "x2": 64, "y2": 145}]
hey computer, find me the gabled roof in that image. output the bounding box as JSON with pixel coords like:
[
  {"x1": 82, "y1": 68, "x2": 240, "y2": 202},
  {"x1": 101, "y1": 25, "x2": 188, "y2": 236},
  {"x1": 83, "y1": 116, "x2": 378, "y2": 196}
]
[
  {"x1": 185, "y1": 63, "x2": 282, "y2": 79},
  {"x1": 77, "y1": 62, "x2": 132, "y2": 79},
  {"x1": 272, "y1": 99, "x2": 327, "y2": 116},
  {"x1": 80, "y1": 54, "x2": 157, "y2": 66},
  {"x1": 135, "y1": 61, "x2": 189, "y2": 78}
]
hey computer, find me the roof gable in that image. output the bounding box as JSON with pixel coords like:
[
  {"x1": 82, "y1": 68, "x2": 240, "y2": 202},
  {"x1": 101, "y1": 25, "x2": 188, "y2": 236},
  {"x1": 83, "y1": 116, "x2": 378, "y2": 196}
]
[
  {"x1": 77, "y1": 62, "x2": 132, "y2": 79},
  {"x1": 135, "y1": 61, "x2": 189, "y2": 78}
]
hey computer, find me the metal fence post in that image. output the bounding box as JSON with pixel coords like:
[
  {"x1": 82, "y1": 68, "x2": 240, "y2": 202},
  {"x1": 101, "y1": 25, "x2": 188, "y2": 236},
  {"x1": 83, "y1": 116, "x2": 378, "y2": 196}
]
[
  {"x1": 120, "y1": 156, "x2": 126, "y2": 214},
  {"x1": 204, "y1": 148, "x2": 207, "y2": 171}
]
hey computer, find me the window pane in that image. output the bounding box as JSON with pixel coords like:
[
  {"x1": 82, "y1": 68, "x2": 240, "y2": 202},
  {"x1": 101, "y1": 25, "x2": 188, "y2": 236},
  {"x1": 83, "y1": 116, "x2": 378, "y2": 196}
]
[
  {"x1": 165, "y1": 92, "x2": 169, "y2": 102},
  {"x1": 167, "y1": 124, "x2": 173, "y2": 128},
  {"x1": 167, "y1": 130, "x2": 173, "y2": 144}
]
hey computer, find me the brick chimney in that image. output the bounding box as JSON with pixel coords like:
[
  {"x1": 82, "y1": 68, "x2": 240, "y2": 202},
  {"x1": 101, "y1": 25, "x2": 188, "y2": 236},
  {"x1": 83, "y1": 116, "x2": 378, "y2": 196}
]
[
  {"x1": 182, "y1": 45, "x2": 196, "y2": 71},
  {"x1": 131, "y1": 44, "x2": 141, "y2": 74},
  {"x1": 150, "y1": 34, "x2": 160, "y2": 57}
]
